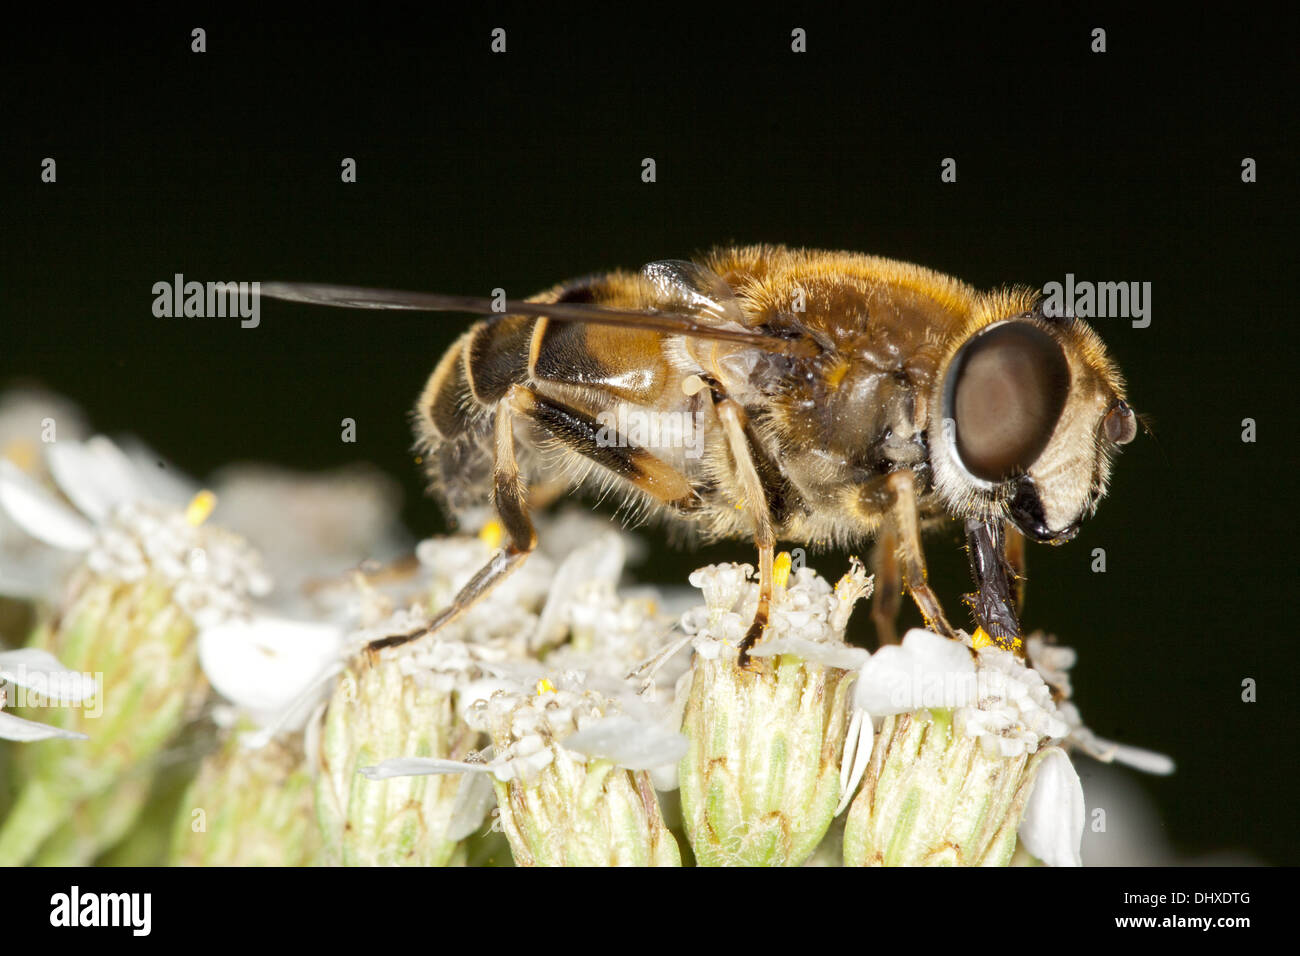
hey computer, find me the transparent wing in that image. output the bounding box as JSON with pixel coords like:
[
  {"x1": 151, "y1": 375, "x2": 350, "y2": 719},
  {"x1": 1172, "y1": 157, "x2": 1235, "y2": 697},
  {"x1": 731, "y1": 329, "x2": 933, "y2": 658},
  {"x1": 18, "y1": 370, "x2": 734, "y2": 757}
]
[{"x1": 258, "y1": 281, "x2": 815, "y2": 356}]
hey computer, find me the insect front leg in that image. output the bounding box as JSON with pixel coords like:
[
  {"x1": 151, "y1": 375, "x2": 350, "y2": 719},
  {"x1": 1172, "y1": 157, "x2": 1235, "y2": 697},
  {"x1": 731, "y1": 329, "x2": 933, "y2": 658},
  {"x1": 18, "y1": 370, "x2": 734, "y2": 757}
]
[
  {"x1": 963, "y1": 517, "x2": 1023, "y2": 652},
  {"x1": 883, "y1": 470, "x2": 957, "y2": 639},
  {"x1": 713, "y1": 398, "x2": 776, "y2": 667},
  {"x1": 869, "y1": 527, "x2": 902, "y2": 646},
  {"x1": 368, "y1": 393, "x2": 537, "y2": 652},
  {"x1": 1003, "y1": 520, "x2": 1027, "y2": 614}
]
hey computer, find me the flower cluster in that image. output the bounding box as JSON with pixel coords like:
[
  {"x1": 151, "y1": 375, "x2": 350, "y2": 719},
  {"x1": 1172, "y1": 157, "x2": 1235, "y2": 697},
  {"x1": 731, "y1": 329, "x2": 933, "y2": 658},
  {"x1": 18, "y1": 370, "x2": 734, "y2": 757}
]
[{"x1": 0, "y1": 392, "x2": 1173, "y2": 867}]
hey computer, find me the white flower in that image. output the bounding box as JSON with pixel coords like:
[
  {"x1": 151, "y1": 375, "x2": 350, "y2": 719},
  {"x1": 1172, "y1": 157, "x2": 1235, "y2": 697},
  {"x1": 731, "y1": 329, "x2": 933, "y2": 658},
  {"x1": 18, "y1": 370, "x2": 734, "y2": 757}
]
[
  {"x1": 0, "y1": 437, "x2": 271, "y2": 623},
  {"x1": 843, "y1": 627, "x2": 1173, "y2": 866},
  {"x1": 363, "y1": 671, "x2": 684, "y2": 786},
  {"x1": 361, "y1": 669, "x2": 684, "y2": 864},
  {"x1": 207, "y1": 462, "x2": 410, "y2": 616},
  {"x1": 680, "y1": 561, "x2": 874, "y2": 670},
  {"x1": 675, "y1": 559, "x2": 873, "y2": 866},
  {"x1": 200, "y1": 614, "x2": 346, "y2": 744},
  {"x1": 0, "y1": 435, "x2": 352, "y2": 741}
]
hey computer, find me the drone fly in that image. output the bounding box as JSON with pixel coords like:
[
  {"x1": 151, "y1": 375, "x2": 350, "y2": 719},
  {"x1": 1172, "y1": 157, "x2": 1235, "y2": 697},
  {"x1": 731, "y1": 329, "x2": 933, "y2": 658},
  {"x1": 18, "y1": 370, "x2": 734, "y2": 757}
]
[{"x1": 262, "y1": 245, "x2": 1137, "y2": 662}]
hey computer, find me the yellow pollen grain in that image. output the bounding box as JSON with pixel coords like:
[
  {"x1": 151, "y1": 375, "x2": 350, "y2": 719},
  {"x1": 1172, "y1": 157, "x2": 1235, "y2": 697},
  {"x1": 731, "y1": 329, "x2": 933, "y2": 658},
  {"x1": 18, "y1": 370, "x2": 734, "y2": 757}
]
[
  {"x1": 478, "y1": 519, "x2": 504, "y2": 550},
  {"x1": 536, "y1": 677, "x2": 556, "y2": 696},
  {"x1": 972, "y1": 626, "x2": 1024, "y2": 653},
  {"x1": 185, "y1": 490, "x2": 217, "y2": 527},
  {"x1": 773, "y1": 551, "x2": 792, "y2": 589}
]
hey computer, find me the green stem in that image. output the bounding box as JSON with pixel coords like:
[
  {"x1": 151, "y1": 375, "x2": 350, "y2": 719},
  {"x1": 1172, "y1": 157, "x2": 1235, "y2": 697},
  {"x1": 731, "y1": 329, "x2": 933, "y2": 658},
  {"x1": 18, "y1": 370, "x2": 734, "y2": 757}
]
[{"x1": 0, "y1": 779, "x2": 68, "y2": 866}]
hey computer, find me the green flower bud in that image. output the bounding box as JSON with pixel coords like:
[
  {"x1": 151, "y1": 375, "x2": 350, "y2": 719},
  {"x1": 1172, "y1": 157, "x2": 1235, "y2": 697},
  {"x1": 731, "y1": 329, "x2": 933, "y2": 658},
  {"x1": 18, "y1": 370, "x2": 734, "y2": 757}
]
[
  {"x1": 476, "y1": 678, "x2": 681, "y2": 867},
  {"x1": 171, "y1": 726, "x2": 318, "y2": 866},
  {"x1": 31, "y1": 771, "x2": 155, "y2": 866},
  {"x1": 0, "y1": 573, "x2": 203, "y2": 864},
  {"x1": 316, "y1": 647, "x2": 477, "y2": 866},
  {"x1": 0, "y1": 485, "x2": 270, "y2": 866},
  {"x1": 677, "y1": 560, "x2": 872, "y2": 867},
  {"x1": 843, "y1": 709, "x2": 1064, "y2": 866}
]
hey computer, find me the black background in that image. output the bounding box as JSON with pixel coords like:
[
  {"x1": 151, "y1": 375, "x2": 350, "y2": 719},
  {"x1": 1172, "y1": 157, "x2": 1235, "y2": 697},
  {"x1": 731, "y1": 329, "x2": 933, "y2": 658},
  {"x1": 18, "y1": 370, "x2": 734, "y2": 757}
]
[{"x1": 2, "y1": 6, "x2": 1295, "y2": 864}]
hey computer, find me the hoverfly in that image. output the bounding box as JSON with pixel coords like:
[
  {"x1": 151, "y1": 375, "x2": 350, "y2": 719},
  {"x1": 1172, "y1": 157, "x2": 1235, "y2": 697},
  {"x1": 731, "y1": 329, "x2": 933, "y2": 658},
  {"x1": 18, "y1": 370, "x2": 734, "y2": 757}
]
[{"x1": 262, "y1": 245, "x2": 1137, "y2": 662}]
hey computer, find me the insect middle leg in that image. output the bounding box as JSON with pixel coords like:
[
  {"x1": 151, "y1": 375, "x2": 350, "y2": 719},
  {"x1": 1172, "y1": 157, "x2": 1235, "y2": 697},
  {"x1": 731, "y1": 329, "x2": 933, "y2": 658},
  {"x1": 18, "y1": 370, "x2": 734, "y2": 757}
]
[{"x1": 883, "y1": 470, "x2": 956, "y2": 639}]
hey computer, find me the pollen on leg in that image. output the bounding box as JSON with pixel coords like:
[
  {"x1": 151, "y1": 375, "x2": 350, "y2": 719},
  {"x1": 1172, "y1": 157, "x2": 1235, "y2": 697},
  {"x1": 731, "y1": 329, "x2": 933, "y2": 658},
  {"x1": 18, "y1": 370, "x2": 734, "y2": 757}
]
[{"x1": 973, "y1": 626, "x2": 1022, "y2": 652}]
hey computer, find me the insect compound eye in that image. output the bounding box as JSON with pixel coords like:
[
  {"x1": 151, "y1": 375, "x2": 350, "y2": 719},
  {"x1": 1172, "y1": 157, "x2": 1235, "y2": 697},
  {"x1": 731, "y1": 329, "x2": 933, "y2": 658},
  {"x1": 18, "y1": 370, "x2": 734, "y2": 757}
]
[
  {"x1": 945, "y1": 322, "x2": 1071, "y2": 482},
  {"x1": 1103, "y1": 399, "x2": 1138, "y2": 444}
]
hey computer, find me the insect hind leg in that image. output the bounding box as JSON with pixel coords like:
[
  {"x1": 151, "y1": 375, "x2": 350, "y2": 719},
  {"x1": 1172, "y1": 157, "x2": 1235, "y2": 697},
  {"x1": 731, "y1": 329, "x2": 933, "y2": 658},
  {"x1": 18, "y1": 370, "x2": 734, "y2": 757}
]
[{"x1": 368, "y1": 392, "x2": 537, "y2": 653}]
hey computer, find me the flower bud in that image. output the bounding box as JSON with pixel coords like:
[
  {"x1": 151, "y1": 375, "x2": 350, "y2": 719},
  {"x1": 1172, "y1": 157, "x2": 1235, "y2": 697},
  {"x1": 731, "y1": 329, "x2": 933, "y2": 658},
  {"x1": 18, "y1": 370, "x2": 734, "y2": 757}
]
[
  {"x1": 842, "y1": 708, "x2": 1067, "y2": 866},
  {"x1": 474, "y1": 678, "x2": 682, "y2": 867},
  {"x1": 677, "y1": 560, "x2": 872, "y2": 866},
  {"x1": 172, "y1": 728, "x2": 318, "y2": 866},
  {"x1": 844, "y1": 628, "x2": 1088, "y2": 867},
  {"x1": 316, "y1": 646, "x2": 476, "y2": 866}
]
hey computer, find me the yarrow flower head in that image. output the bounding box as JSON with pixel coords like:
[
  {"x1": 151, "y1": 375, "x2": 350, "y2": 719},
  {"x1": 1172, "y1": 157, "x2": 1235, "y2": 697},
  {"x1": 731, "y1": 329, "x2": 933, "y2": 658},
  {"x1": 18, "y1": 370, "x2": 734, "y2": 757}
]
[
  {"x1": 314, "y1": 608, "x2": 484, "y2": 867},
  {"x1": 676, "y1": 557, "x2": 874, "y2": 866},
  {"x1": 842, "y1": 627, "x2": 1173, "y2": 867},
  {"x1": 352, "y1": 527, "x2": 687, "y2": 866},
  {"x1": 474, "y1": 673, "x2": 684, "y2": 866},
  {"x1": 0, "y1": 437, "x2": 272, "y2": 865}
]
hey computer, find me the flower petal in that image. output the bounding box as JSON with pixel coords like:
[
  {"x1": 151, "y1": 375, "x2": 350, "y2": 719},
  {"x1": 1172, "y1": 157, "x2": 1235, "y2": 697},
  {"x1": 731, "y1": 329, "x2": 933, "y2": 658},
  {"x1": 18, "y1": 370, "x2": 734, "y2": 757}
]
[
  {"x1": 0, "y1": 709, "x2": 88, "y2": 742},
  {"x1": 533, "y1": 532, "x2": 626, "y2": 646},
  {"x1": 116, "y1": 438, "x2": 200, "y2": 506},
  {"x1": 359, "y1": 757, "x2": 489, "y2": 780},
  {"x1": 854, "y1": 628, "x2": 977, "y2": 715},
  {"x1": 447, "y1": 772, "x2": 498, "y2": 841},
  {"x1": 46, "y1": 436, "x2": 142, "y2": 521},
  {"x1": 748, "y1": 635, "x2": 870, "y2": 670},
  {"x1": 0, "y1": 460, "x2": 95, "y2": 550},
  {"x1": 1019, "y1": 748, "x2": 1085, "y2": 867},
  {"x1": 0, "y1": 648, "x2": 97, "y2": 702},
  {"x1": 1104, "y1": 743, "x2": 1175, "y2": 775},
  {"x1": 1077, "y1": 728, "x2": 1176, "y2": 775},
  {"x1": 198, "y1": 615, "x2": 344, "y2": 715},
  {"x1": 835, "y1": 706, "x2": 874, "y2": 816},
  {"x1": 562, "y1": 714, "x2": 687, "y2": 771},
  {"x1": 238, "y1": 661, "x2": 343, "y2": 746}
]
